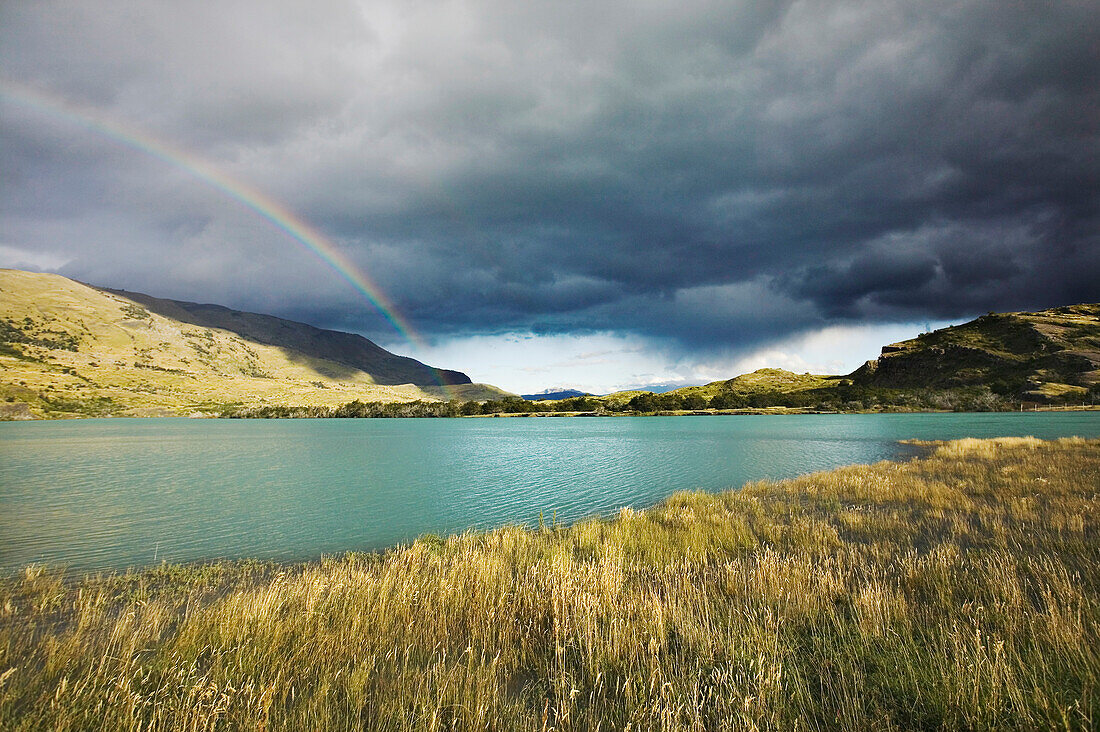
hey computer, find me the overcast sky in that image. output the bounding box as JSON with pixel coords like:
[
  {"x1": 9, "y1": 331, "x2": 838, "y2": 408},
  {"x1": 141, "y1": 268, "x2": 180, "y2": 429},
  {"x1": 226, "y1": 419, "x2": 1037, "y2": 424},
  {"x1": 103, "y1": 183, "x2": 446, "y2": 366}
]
[{"x1": 2, "y1": 0, "x2": 1097, "y2": 393}]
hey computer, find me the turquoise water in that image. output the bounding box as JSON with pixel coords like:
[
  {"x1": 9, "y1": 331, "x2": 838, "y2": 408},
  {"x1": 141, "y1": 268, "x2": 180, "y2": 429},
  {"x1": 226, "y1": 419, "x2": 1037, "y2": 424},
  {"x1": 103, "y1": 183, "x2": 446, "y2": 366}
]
[{"x1": 2, "y1": 412, "x2": 1098, "y2": 572}]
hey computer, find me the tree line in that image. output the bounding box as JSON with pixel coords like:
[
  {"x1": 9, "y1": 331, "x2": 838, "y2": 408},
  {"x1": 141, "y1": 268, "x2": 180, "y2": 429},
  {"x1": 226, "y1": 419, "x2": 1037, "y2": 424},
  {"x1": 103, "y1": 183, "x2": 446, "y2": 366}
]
[{"x1": 220, "y1": 382, "x2": 1057, "y2": 419}]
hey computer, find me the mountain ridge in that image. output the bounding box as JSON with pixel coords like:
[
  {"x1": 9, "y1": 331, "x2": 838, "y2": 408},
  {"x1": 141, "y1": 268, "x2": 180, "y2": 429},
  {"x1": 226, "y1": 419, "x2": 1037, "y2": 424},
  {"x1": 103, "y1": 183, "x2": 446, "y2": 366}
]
[
  {"x1": 3, "y1": 268, "x2": 1097, "y2": 418},
  {"x1": 520, "y1": 389, "x2": 591, "y2": 401},
  {"x1": 103, "y1": 288, "x2": 471, "y2": 386},
  {"x1": 0, "y1": 269, "x2": 507, "y2": 418}
]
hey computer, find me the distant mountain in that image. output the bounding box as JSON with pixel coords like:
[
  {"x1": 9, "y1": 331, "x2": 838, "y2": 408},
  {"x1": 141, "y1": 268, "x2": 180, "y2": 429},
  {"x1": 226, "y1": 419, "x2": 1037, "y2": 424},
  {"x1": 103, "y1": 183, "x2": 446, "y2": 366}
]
[
  {"x1": 520, "y1": 388, "x2": 591, "y2": 401},
  {"x1": 0, "y1": 269, "x2": 509, "y2": 418}
]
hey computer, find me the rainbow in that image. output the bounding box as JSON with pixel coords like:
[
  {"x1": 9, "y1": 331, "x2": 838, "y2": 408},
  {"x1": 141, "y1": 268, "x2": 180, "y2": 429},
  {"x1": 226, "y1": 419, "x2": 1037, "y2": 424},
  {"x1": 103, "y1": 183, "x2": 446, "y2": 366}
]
[
  {"x1": 0, "y1": 79, "x2": 458, "y2": 395},
  {"x1": 0, "y1": 79, "x2": 422, "y2": 346}
]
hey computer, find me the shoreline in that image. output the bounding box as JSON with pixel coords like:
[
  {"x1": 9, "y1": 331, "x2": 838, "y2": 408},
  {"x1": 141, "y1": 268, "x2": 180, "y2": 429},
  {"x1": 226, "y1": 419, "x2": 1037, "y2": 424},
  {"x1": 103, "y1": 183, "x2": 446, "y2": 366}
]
[
  {"x1": 4, "y1": 436, "x2": 1089, "y2": 581},
  {"x1": 4, "y1": 436, "x2": 1098, "y2": 729},
  {"x1": 5, "y1": 435, "x2": 945, "y2": 580},
  {"x1": 6, "y1": 403, "x2": 1099, "y2": 421}
]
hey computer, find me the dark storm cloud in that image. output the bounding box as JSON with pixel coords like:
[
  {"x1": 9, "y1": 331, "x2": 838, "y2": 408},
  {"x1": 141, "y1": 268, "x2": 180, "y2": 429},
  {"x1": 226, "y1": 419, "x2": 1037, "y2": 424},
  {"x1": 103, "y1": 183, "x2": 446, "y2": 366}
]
[{"x1": 1, "y1": 0, "x2": 1097, "y2": 351}]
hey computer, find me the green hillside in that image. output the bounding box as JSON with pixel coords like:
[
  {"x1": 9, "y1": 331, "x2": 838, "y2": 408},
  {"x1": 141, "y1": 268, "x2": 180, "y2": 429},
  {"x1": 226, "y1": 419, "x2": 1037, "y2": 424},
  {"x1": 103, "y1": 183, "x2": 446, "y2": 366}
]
[
  {"x1": 0, "y1": 269, "x2": 508, "y2": 419},
  {"x1": 109, "y1": 289, "x2": 471, "y2": 387},
  {"x1": 4, "y1": 267, "x2": 1096, "y2": 419},
  {"x1": 473, "y1": 306, "x2": 1100, "y2": 416},
  {"x1": 615, "y1": 306, "x2": 1100, "y2": 412},
  {"x1": 851, "y1": 304, "x2": 1100, "y2": 400},
  {"x1": 669, "y1": 368, "x2": 842, "y2": 400}
]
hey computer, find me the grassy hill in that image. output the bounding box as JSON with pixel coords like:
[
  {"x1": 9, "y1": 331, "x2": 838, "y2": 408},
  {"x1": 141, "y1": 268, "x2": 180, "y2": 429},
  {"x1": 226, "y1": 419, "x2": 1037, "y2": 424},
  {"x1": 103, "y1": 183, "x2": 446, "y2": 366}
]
[
  {"x1": 0, "y1": 269, "x2": 508, "y2": 419},
  {"x1": 4, "y1": 268, "x2": 1096, "y2": 419},
  {"x1": 668, "y1": 368, "x2": 842, "y2": 400},
  {"x1": 470, "y1": 306, "x2": 1100, "y2": 416},
  {"x1": 108, "y1": 288, "x2": 471, "y2": 387},
  {"x1": 851, "y1": 304, "x2": 1100, "y2": 400},
  {"x1": 630, "y1": 307, "x2": 1100, "y2": 412}
]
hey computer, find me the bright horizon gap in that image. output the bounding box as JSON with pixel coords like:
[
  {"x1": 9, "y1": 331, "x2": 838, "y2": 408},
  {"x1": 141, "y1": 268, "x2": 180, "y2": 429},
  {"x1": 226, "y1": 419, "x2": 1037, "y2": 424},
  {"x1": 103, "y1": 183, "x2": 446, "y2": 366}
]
[
  {"x1": 397, "y1": 320, "x2": 960, "y2": 395},
  {"x1": 0, "y1": 254, "x2": 965, "y2": 397}
]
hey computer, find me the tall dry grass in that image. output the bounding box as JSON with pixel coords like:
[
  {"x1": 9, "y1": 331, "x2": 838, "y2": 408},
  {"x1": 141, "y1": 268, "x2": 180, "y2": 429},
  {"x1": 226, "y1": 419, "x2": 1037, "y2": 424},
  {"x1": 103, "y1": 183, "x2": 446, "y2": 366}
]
[{"x1": 2, "y1": 437, "x2": 1098, "y2": 730}]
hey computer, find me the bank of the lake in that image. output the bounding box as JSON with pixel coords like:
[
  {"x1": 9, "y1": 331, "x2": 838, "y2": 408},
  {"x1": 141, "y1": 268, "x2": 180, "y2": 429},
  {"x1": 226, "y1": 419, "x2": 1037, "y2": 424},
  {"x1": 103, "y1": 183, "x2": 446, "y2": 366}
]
[
  {"x1": 3, "y1": 437, "x2": 1098, "y2": 730},
  {"x1": 4, "y1": 412, "x2": 1100, "y2": 572}
]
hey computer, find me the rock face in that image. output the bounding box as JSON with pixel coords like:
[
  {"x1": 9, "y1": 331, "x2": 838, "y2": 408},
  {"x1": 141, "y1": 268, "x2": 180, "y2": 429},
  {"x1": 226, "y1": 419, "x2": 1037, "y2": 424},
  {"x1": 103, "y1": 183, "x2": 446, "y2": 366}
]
[
  {"x1": 849, "y1": 305, "x2": 1100, "y2": 400},
  {"x1": 0, "y1": 402, "x2": 35, "y2": 420}
]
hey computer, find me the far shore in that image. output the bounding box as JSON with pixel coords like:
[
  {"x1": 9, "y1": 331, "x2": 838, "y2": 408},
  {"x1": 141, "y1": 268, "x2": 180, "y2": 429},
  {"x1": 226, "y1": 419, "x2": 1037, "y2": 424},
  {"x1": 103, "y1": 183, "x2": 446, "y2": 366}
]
[
  {"x1": 461, "y1": 403, "x2": 1100, "y2": 418},
  {"x1": 3, "y1": 402, "x2": 1099, "y2": 421}
]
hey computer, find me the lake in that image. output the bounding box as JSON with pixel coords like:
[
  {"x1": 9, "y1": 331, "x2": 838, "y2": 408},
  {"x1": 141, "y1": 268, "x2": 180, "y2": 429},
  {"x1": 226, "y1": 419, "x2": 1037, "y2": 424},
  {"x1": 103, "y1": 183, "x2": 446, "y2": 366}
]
[{"x1": 2, "y1": 412, "x2": 1098, "y2": 572}]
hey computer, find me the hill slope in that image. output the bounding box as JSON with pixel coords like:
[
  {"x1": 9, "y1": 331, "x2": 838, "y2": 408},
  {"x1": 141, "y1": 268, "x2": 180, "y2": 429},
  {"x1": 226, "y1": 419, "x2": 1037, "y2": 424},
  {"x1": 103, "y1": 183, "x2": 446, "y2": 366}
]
[
  {"x1": 850, "y1": 304, "x2": 1100, "y2": 400},
  {"x1": 106, "y1": 288, "x2": 471, "y2": 387},
  {"x1": 668, "y1": 368, "x2": 843, "y2": 401},
  {"x1": 653, "y1": 306, "x2": 1099, "y2": 408},
  {"x1": 0, "y1": 269, "x2": 507, "y2": 418},
  {"x1": 568, "y1": 306, "x2": 1099, "y2": 414}
]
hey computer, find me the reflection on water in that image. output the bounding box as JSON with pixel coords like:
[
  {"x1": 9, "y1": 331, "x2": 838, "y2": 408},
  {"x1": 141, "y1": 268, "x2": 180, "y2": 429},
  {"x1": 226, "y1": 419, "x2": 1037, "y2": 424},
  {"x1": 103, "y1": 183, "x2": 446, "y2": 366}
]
[{"x1": 2, "y1": 412, "x2": 1098, "y2": 571}]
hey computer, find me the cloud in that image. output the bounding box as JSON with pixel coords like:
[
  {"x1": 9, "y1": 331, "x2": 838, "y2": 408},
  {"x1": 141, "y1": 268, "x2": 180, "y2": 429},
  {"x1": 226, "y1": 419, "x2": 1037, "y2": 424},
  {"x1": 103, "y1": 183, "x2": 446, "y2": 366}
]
[
  {"x1": 2, "y1": 0, "x2": 1097, "y2": 363},
  {"x1": 401, "y1": 331, "x2": 680, "y2": 394},
  {"x1": 723, "y1": 321, "x2": 956, "y2": 376},
  {"x1": 407, "y1": 320, "x2": 948, "y2": 394},
  {"x1": 0, "y1": 243, "x2": 71, "y2": 271}
]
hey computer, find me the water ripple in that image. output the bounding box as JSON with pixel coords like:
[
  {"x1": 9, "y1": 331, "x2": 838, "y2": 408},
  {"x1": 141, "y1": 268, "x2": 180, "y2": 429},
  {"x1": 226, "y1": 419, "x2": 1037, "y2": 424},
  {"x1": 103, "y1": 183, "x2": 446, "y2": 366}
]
[{"x1": 2, "y1": 413, "x2": 1098, "y2": 571}]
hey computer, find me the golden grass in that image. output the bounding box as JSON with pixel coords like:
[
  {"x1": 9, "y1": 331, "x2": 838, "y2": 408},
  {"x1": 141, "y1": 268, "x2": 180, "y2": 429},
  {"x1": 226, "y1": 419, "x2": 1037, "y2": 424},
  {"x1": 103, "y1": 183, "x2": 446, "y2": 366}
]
[
  {"x1": 671, "y1": 368, "x2": 839, "y2": 400},
  {"x1": 2, "y1": 437, "x2": 1099, "y2": 730}
]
